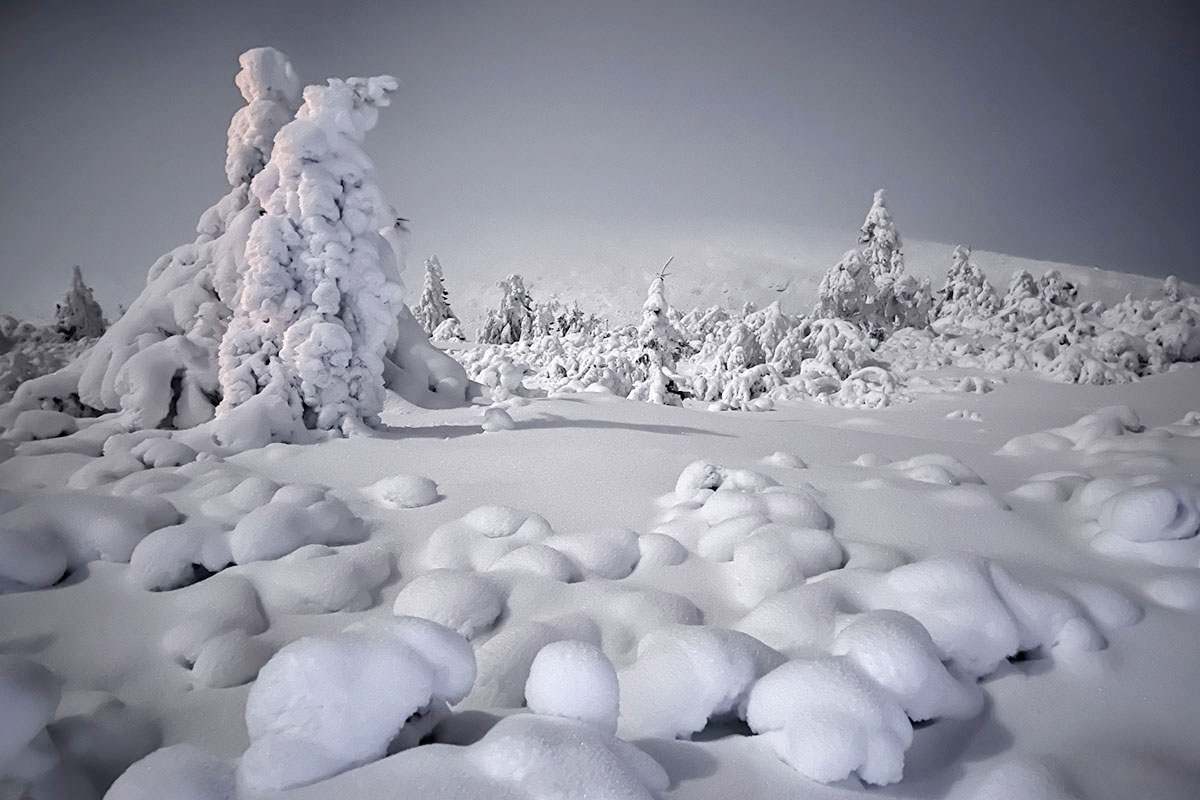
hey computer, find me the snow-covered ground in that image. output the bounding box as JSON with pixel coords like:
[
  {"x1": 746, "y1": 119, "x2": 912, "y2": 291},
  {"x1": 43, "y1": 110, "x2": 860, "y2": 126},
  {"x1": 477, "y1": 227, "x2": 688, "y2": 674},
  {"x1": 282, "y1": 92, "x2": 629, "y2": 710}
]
[{"x1": 2, "y1": 364, "x2": 1199, "y2": 799}]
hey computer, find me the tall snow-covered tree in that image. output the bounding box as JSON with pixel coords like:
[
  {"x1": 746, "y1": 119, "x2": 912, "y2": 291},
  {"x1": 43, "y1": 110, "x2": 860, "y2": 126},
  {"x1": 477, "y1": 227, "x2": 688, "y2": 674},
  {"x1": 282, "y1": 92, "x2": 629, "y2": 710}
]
[
  {"x1": 412, "y1": 255, "x2": 458, "y2": 335},
  {"x1": 859, "y1": 189, "x2": 904, "y2": 281},
  {"x1": 54, "y1": 265, "x2": 107, "y2": 340},
  {"x1": 934, "y1": 245, "x2": 999, "y2": 325},
  {"x1": 629, "y1": 264, "x2": 686, "y2": 405},
  {"x1": 2, "y1": 48, "x2": 475, "y2": 444},
  {"x1": 219, "y1": 74, "x2": 407, "y2": 431}
]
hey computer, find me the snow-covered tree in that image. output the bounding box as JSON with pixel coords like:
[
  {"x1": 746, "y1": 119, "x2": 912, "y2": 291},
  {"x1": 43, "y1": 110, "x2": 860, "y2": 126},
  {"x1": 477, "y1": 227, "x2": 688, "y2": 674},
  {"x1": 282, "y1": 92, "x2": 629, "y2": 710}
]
[
  {"x1": 478, "y1": 274, "x2": 534, "y2": 344},
  {"x1": 219, "y1": 74, "x2": 408, "y2": 432},
  {"x1": 816, "y1": 249, "x2": 875, "y2": 322},
  {"x1": 54, "y1": 265, "x2": 107, "y2": 340},
  {"x1": 1163, "y1": 275, "x2": 1181, "y2": 302},
  {"x1": 1002, "y1": 269, "x2": 1039, "y2": 308},
  {"x1": 412, "y1": 255, "x2": 458, "y2": 335},
  {"x1": 2, "y1": 48, "x2": 474, "y2": 444},
  {"x1": 629, "y1": 265, "x2": 686, "y2": 405},
  {"x1": 934, "y1": 245, "x2": 999, "y2": 327},
  {"x1": 859, "y1": 189, "x2": 904, "y2": 282},
  {"x1": 1038, "y1": 269, "x2": 1077, "y2": 307}
]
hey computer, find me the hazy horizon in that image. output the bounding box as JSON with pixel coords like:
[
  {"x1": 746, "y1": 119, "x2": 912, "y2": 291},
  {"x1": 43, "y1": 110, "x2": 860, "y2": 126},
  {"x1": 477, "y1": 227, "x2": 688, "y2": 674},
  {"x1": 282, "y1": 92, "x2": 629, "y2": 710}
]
[{"x1": 2, "y1": 0, "x2": 1198, "y2": 318}]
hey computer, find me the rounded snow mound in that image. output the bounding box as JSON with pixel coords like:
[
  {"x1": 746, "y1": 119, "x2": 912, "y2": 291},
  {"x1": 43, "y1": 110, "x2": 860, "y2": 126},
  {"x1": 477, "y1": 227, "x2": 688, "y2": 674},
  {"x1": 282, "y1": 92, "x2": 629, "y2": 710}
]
[
  {"x1": 392, "y1": 569, "x2": 506, "y2": 640},
  {"x1": 526, "y1": 640, "x2": 619, "y2": 734},
  {"x1": 746, "y1": 656, "x2": 913, "y2": 786},
  {"x1": 239, "y1": 617, "x2": 475, "y2": 792},
  {"x1": 618, "y1": 625, "x2": 785, "y2": 739}
]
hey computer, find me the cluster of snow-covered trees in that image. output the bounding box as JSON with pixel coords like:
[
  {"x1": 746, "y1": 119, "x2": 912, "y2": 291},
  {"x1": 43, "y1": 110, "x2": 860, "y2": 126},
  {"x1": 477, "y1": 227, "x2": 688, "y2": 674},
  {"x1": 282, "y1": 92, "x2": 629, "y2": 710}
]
[
  {"x1": 0, "y1": 48, "x2": 475, "y2": 446},
  {"x1": 452, "y1": 189, "x2": 1197, "y2": 410}
]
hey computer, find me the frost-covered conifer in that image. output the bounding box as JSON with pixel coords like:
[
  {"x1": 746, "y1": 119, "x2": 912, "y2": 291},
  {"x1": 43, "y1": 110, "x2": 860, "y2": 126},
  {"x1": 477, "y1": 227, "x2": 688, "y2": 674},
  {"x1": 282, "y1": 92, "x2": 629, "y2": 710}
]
[
  {"x1": 816, "y1": 249, "x2": 874, "y2": 322},
  {"x1": 1002, "y1": 269, "x2": 1039, "y2": 308},
  {"x1": 934, "y1": 246, "x2": 998, "y2": 326},
  {"x1": 859, "y1": 189, "x2": 904, "y2": 281},
  {"x1": 54, "y1": 265, "x2": 107, "y2": 340},
  {"x1": 412, "y1": 255, "x2": 458, "y2": 335},
  {"x1": 1037, "y1": 269, "x2": 1077, "y2": 307},
  {"x1": 629, "y1": 266, "x2": 685, "y2": 405},
  {"x1": 219, "y1": 74, "x2": 407, "y2": 431},
  {"x1": 3, "y1": 48, "x2": 473, "y2": 443},
  {"x1": 479, "y1": 274, "x2": 534, "y2": 344}
]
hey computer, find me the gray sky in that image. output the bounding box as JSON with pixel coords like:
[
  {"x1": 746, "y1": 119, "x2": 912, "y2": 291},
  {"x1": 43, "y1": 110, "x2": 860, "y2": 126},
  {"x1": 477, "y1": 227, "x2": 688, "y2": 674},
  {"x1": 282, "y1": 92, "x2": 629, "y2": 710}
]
[{"x1": 1, "y1": 0, "x2": 1197, "y2": 317}]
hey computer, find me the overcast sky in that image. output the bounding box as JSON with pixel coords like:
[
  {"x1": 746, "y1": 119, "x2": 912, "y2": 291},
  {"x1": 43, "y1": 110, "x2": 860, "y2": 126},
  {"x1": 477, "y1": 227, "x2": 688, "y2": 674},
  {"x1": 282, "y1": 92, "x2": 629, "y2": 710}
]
[{"x1": 1, "y1": 0, "x2": 1197, "y2": 316}]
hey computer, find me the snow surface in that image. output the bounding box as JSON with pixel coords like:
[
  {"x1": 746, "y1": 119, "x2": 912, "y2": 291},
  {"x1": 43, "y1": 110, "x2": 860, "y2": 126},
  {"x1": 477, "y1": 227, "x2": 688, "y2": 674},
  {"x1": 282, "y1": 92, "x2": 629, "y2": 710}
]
[{"x1": 2, "y1": 362, "x2": 1199, "y2": 798}]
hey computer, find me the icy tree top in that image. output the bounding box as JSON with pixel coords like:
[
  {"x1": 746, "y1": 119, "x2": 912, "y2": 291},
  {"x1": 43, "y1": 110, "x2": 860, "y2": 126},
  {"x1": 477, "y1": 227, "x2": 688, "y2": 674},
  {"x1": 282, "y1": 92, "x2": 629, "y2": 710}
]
[
  {"x1": 235, "y1": 47, "x2": 302, "y2": 106},
  {"x1": 226, "y1": 47, "x2": 303, "y2": 187},
  {"x1": 295, "y1": 75, "x2": 399, "y2": 143}
]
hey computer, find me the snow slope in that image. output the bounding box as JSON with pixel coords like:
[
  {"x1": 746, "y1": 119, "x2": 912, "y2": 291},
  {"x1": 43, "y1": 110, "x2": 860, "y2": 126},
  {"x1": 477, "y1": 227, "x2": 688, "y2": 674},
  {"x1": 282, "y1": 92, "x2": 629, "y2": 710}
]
[{"x1": 417, "y1": 217, "x2": 1190, "y2": 329}]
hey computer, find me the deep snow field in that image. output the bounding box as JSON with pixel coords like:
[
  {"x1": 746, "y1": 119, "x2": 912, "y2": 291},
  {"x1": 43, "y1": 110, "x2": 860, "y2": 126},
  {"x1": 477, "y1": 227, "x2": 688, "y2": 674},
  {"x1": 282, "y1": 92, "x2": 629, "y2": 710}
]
[{"x1": 2, "y1": 362, "x2": 1200, "y2": 799}]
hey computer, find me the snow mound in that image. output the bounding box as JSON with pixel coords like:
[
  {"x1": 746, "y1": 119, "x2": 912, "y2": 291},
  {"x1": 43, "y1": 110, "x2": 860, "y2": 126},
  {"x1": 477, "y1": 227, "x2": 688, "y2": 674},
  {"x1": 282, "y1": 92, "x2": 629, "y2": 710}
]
[
  {"x1": 746, "y1": 656, "x2": 913, "y2": 786},
  {"x1": 4, "y1": 409, "x2": 77, "y2": 443},
  {"x1": 618, "y1": 625, "x2": 785, "y2": 739},
  {"x1": 392, "y1": 569, "x2": 506, "y2": 640},
  {"x1": 423, "y1": 505, "x2": 554, "y2": 571},
  {"x1": 544, "y1": 527, "x2": 641, "y2": 579},
  {"x1": 482, "y1": 406, "x2": 516, "y2": 432},
  {"x1": 0, "y1": 655, "x2": 61, "y2": 778},
  {"x1": 245, "y1": 544, "x2": 392, "y2": 614},
  {"x1": 128, "y1": 520, "x2": 231, "y2": 591},
  {"x1": 526, "y1": 640, "x2": 619, "y2": 734},
  {"x1": 830, "y1": 610, "x2": 983, "y2": 721},
  {"x1": 105, "y1": 743, "x2": 235, "y2": 800},
  {"x1": 190, "y1": 628, "x2": 273, "y2": 689},
  {"x1": 1097, "y1": 483, "x2": 1199, "y2": 542},
  {"x1": 363, "y1": 473, "x2": 439, "y2": 509},
  {"x1": 228, "y1": 490, "x2": 364, "y2": 564},
  {"x1": 161, "y1": 574, "x2": 267, "y2": 667},
  {"x1": 468, "y1": 714, "x2": 669, "y2": 800},
  {"x1": 0, "y1": 492, "x2": 179, "y2": 591},
  {"x1": 240, "y1": 617, "x2": 475, "y2": 791},
  {"x1": 762, "y1": 450, "x2": 806, "y2": 469}
]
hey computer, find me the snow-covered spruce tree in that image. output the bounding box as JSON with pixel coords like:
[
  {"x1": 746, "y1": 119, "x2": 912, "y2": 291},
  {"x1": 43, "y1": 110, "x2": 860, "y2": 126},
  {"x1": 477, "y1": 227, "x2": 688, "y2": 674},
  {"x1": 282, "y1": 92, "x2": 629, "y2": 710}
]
[
  {"x1": 412, "y1": 255, "x2": 458, "y2": 335},
  {"x1": 815, "y1": 248, "x2": 875, "y2": 322},
  {"x1": 859, "y1": 188, "x2": 904, "y2": 282},
  {"x1": 628, "y1": 265, "x2": 686, "y2": 405},
  {"x1": 3, "y1": 49, "x2": 474, "y2": 443},
  {"x1": 218, "y1": 74, "x2": 410, "y2": 432},
  {"x1": 54, "y1": 266, "x2": 107, "y2": 340},
  {"x1": 1002, "y1": 269, "x2": 1039, "y2": 308},
  {"x1": 933, "y1": 245, "x2": 999, "y2": 327},
  {"x1": 478, "y1": 274, "x2": 534, "y2": 344}
]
